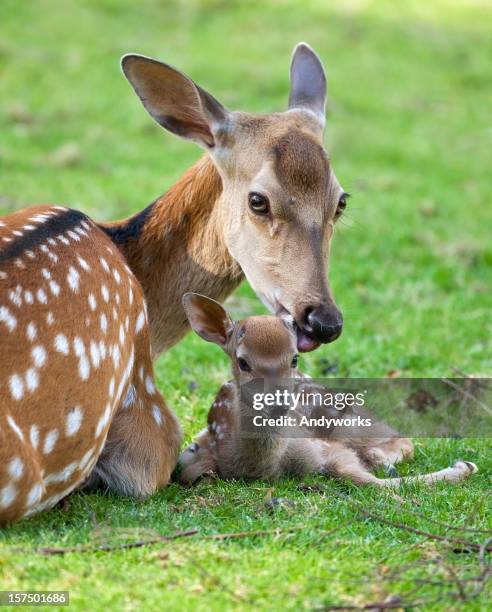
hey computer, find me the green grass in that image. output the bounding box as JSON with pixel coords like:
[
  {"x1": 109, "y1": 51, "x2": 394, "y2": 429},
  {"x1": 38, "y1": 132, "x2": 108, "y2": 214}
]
[{"x1": 1, "y1": 0, "x2": 491, "y2": 609}]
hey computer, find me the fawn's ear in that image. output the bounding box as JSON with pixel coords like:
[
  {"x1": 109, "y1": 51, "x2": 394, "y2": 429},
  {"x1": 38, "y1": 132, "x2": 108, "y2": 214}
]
[
  {"x1": 121, "y1": 54, "x2": 229, "y2": 149},
  {"x1": 182, "y1": 293, "x2": 234, "y2": 347},
  {"x1": 288, "y1": 42, "x2": 327, "y2": 126}
]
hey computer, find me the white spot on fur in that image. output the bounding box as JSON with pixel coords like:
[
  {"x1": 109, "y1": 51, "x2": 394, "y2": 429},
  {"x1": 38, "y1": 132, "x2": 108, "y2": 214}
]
[
  {"x1": 9, "y1": 286, "x2": 22, "y2": 307},
  {"x1": 45, "y1": 461, "x2": 78, "y2": 484},
  {"x1": 43, "y1": 429, "x2": 59, "y2": 454},
  {"x1": 108, "y1": 377, "x2": 115, "y2": 398},
  {"x1": 152, "y1": 404, "x2": 163, "y2": 426},
  {"x1": 8, "y1": 457, "x2": 24, "y2": 480},
  {"x1": 123, "y1": 385, "x2": 137, "y2": 409},
  {"x1": 0, "y1": 306, "x2": 17, "y2": 332},
  {"x1": 113, "y1": 269, "x2": 121, "y2": 284},
  {"x1": 67, "y1": 266, "x2": 80, "y2": 292},
  {"x1": 90, "y1": 341, "x2": 101, "y2": 368},
  {"x1": 100, "y1": 257, "x2": 110, "y2": 273},
  {"x1": 24, "y1": 290, "x2": 34, "y2": 304},
  {"x1": 145, "y1": 376, "x2": 156, "y2": 395},
  {"x1": 66, "y1": 406, "x2": 83, "y2": 436},
  {"x1": 26, "y1": 322, "x2": 37, "y2": 341},
  {"x1": 54, "y1": 334, "x2": 69, "y2": 355},
  {"x1": 88, "y1": 293, "x2": 97, "y2": 310},
  {"x1": 101, "y1": 285, "x2": 109, "y2": 302},
  {"x1": 7, "y1": 415, "x2": 24, "y2": 440},
  {"x1": 100, "y1": 313, "x2": 108, "y2": 334},
  {"x1": 78, "y1": 256, "x2": 90, "y2": 271},
  {"x1": 36, "y1": 288, "x2": 48, "y2": 304},
  {"x1": 49, "y1": 280, "x2": 61, "y2": 296},
  {"x1": 111, "y1": 344, "x2": 121, "y2": 369},
  {"x1": 26, "y1": 483, "x2": 43, "y2": 508},
  {"x1": 46, "y1": 312, "x2": 55, "y2": 325},
  {"x1": 0, "y1": 484, "x2": 17, "y2": 509},
  {"x1": 30, "y1": 425, "x2": 39, "y2": 449},
  {"x1": 25, "y1": 368, "x2": 39, "y2": 392},
  {"x1": 79, "y1": 447, "x2": 95, "y2": 471},
  {"x1": 9, "y1": 374, "x2": 24, "y2": 400},
  {"x1": 32, "y1": 345, "x2": 47, "y2": 368},
  {"x1": 95, "y1": 403, "x2": 111, "y2": 437},
  {"x1": 135, "y1": 311, "x2": 145, "y2": 333}
]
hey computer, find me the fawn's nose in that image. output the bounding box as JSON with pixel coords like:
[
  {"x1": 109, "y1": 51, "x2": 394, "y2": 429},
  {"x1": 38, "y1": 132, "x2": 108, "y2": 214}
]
[{"x1": 305, "y1": 304, "x2": 343, "y2": 343}]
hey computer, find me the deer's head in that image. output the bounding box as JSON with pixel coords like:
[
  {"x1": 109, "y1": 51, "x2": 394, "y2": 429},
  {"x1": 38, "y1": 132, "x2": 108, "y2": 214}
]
[{"x1": 122, "y1": 43, "x2": 346, "y2": 352}]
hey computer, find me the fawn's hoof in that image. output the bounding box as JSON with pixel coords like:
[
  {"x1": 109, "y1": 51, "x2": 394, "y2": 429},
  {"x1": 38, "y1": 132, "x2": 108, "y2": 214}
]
[
  {"x1": 385, "y1": 464, "x2": 399, "y2": 477},
  {"x1": 453, "y1": 460, "x2": 478, "y2": 474}
]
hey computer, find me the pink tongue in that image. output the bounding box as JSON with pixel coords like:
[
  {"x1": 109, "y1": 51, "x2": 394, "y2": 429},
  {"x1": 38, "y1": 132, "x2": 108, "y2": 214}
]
[{"x1": 297, "y1": 331, "x2": 320, "y2": 353}]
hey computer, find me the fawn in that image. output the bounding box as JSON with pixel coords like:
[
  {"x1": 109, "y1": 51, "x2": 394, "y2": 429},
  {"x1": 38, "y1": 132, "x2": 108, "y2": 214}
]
[{"x1": 178, "y1": 293, "x2": 478, "y2": 487}]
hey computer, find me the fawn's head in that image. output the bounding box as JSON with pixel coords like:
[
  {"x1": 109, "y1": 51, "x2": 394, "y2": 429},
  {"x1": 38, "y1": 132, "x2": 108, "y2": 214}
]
[
  {"x1": 182, "y1": 293, "x2": 298, "y2": 382},
  {"x1": 123, "y1": 43, "x2": 346, "y2": 352}
]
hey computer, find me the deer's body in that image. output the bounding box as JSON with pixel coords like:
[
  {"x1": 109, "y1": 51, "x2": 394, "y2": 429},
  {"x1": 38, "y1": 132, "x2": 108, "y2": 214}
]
[
  {"x1": 179, "y1": 295, "x2": 478, "y2": 488},
  {"x1": 0, "y1": 206, "x2": 181, "y2": 523},
  {"x1": 1, "y1": 43, "x2": 381, "y2": 523}
]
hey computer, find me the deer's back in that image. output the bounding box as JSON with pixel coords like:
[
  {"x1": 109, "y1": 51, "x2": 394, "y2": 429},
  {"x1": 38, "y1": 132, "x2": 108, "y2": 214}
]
[{"x1": 0, "y1": 205, "x2": 148, "y2": 522}]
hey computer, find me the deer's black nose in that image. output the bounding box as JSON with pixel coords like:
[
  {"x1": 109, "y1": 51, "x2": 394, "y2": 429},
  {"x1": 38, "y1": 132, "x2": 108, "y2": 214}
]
[{"x1": 305, "y1": 304, "x2": 343, "y2": 343}]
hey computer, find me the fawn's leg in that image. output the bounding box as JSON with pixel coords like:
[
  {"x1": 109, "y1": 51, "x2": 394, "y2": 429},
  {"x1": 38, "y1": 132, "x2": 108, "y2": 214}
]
[
  {"x1": 352, "y1": 437, "x2": 415, "y2": 470},
  {"x1": 87, "y1": 329, "x2": 182, "y2": 497},
  {"x1": 319, "y1": 441, "x2": 477, "y2": 488}
]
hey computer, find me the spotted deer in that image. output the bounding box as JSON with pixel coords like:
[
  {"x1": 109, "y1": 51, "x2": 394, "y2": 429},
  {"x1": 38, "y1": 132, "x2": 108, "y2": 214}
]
[
  {"x1": 2, "y1": 42, "x2": 375, "y2": 523},
  {"x1": 178, "y1": 294, "x2": 478, "y2": 487}
]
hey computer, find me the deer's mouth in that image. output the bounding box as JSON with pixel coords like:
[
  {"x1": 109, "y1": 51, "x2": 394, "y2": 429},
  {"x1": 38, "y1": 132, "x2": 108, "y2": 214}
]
[
  {"x1": 294, "y1": 324, "x2": 321, "y2": 353},
  {"x1": 275, "y1": 306, "x2": 321, "y2": 353}
]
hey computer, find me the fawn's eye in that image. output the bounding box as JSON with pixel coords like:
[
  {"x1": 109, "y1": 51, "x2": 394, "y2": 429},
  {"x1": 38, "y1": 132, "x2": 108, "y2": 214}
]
[
  {"x1": 237, "y1": 357, "x2": 252, "y2": 372},
  {"x1": 291, "y1": 355, "x2": 298, "y2": 368},
  {"x1": 335, "y1": 192, "x2": 349, "y2": 219},
  {"x1": 248, "y1": 192, "x2": 270, "y2": 215}
]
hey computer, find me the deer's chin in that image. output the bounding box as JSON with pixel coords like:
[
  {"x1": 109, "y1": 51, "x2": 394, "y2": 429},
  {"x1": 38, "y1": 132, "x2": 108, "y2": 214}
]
[{"x1": 296, "y1": 329, "x2": 321, "y2": 353}]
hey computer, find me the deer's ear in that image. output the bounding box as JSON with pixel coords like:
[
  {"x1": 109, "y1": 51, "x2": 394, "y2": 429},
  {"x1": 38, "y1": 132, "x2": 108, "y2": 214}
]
[
  {"x1": 182, "y1": 293, "x2": 234, "y2": 347},
  {"x1": 288, "y1": 43, "x2": 327, "y2": 125},
  {"x1": 122, "y1": 54, "x2": 229, "y2": 149}
]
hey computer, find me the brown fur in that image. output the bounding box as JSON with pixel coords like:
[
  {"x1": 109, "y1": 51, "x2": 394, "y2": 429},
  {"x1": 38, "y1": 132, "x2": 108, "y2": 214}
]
[{"x1": 0, "y1": 206, "x2": 182, "y2": 524}]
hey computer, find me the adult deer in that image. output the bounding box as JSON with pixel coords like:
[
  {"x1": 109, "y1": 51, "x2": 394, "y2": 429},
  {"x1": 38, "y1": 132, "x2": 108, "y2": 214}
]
[{"x1": 1, "y1": 43, "x2": 351, "y2": 523}]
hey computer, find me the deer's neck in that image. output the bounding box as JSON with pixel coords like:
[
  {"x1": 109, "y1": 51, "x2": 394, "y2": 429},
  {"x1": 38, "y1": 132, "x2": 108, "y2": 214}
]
[{"x1": 101, "y1": 155, "x2": 243, "y2": 356}]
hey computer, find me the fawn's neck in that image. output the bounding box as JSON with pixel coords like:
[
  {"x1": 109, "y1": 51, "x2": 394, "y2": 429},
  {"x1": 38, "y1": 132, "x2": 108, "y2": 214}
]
[
  {"x1": 229, "y1": 380, "x2": 288, "y2": 477},
  {"x1": 101, "y1": 155, "x2": 243, "y2": 356}
]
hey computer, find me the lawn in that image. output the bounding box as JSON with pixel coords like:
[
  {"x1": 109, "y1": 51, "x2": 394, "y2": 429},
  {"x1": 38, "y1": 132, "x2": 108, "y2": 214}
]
[{"x1": 0, "y1": 0, "x2": 491, "y2": 609}]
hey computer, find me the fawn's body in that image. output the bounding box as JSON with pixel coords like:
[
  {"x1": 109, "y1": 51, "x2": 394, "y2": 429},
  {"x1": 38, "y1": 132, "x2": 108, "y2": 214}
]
[{"x1": 179, "y1": 294, "x2": 478, "y2": 487}]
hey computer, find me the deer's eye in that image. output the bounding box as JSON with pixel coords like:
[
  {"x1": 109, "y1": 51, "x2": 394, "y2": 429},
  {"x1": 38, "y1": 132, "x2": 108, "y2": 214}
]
[
  {"x1": 291, "y1": 355, "x2": 298, "y2": 368},
  {"x1": 335, "y1": 193, "x2": 349, "y2": 219},
  {"x1": 237, "y1": 357, "x2": 252, "y2": 372},
  {"x1": 248, "y1": 192, "x2": 270, "y2": 215}
]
